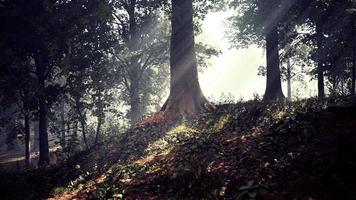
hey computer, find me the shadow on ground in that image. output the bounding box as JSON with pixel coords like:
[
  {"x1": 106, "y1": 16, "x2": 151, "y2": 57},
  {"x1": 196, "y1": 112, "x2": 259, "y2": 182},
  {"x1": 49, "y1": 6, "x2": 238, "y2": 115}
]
[{"x1": 1, "y1": 100, "x2": 356, "y2": 200}]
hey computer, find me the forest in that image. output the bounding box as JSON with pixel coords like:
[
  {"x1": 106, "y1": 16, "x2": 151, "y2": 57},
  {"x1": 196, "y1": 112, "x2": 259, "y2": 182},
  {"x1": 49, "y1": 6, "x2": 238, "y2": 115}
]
[{"x1": 0, "y1": 0, "x2": 356, "y2": 199}]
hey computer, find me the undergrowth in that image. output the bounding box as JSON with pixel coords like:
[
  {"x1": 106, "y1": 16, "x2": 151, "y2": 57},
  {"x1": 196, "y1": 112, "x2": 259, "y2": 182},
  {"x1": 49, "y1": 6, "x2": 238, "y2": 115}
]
[{"x1": 1, "y1": 99, "x2": 356, "y2": 200}]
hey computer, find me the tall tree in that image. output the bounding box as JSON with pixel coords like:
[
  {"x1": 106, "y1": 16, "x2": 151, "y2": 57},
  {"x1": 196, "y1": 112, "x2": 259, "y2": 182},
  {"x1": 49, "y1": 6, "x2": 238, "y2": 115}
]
[
  {"x1": 228, "y1": 0, "x2": 295, "y2": 101},
  {"x1": 293, "y1": 0, "x2": 352, "y2": 98},
  {"x1": 161, "y1": 0, "x2": 214, "y2": 116},
  {"x1": 112, "y1": 0, "x2": 169, "y2": 125},
  {"x1": 264, "y1": 25, "x2": 284, "y2": 100},
  {"x1": 315, "y1": 21, "x2": 325, "y2": 100}
]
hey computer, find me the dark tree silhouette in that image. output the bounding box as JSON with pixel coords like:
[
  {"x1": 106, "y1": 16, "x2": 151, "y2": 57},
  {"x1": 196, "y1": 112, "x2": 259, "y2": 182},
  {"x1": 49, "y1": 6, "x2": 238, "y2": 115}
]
[
  {"x1": 228, "y1": 0, "x2": 289, "y2": 101},
  {"x1": 264, "y1": 26, "x2": 285, "y2": 101}
]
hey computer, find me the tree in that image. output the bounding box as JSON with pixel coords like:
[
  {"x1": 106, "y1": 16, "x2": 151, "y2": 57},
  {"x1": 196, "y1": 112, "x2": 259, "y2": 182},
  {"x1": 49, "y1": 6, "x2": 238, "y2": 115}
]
[
  {"x1": 228, "y1": 0, "x2": 294, "y2": 101},
  {"x1": 112, "y1": 0, "x2": 170, "y2": 125},
  {"x1": 160, "y1": 0, "x2": 214, "y2": 117},
  {"x1": 293, "y1": 0, "x2": 353, "y2": 99},
  {"x1": 0, "y1": 0, "x2": 115, "y2": 165},
  {"x1": 264, "y1": 24, "x2": 284, "y2": 100},
  {"x1": 0, "y1": 58, "x2": 37, "y2": 167},
  {"x1": 65, "y1": 15, "x2": 117, "y2": 148}
]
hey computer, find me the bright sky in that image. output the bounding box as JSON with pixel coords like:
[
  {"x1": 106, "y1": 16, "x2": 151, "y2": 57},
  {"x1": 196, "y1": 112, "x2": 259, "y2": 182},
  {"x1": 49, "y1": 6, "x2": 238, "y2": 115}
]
[{"x1": 198, "y1": 12, "x2": 317, "y2": 101}]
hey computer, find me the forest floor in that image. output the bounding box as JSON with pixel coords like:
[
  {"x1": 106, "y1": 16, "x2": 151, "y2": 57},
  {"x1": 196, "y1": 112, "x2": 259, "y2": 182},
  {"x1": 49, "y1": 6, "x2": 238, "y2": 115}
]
[
  {"x1": 0, "y1": 147, "x2": 60, "y2": 169},
  {"x1": 1, "y1": 98, "x2": 356, "y2": 200}
]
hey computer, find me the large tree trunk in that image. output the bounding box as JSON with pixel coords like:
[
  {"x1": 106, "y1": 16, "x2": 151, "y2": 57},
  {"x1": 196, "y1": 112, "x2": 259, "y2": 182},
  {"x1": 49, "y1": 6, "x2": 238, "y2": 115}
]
[
  {"x1": 24, "y1": 112, "x2": 31, "y2": 167},
  {"x1": 35, "y1": 52, "x2": 50, "y2": 166},
  {"x1": 263, "y1": 26, "x2": 285, "y2": 101},
  {"x1": 316, "y1": 22, "x2": 325, "y2": 100},
  {"x1": 161, "y1": 0, "x2": 214, "y2": 116}
]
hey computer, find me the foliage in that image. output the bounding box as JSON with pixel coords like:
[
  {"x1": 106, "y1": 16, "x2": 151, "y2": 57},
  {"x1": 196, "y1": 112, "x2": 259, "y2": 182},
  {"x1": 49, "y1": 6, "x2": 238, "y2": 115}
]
[{"x1": 1, "y1": 99, "x2": 352, "y2": 199}]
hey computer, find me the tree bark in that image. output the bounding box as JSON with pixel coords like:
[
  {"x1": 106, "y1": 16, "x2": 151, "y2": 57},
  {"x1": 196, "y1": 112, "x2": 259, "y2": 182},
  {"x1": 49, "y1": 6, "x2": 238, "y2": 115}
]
[
  {"x1": 80, "y1": 117, "x2": 88, "y2": 150},
  {"x1": 35, "y1": 52, "x2": 50, "y2": 166},
  {"x1": 24, "y1": 112, "x2": 31, "y2": 167},
  {"x1": 38, "y1": 91, "x2": 49, "y2": 165},
  {"x1": 263, "y1": 26, "x2": 285, "y2": 101},
  {"x1": 161, "y1": 0, "x2": 214, "y2": 117},
  {"x1": 75, "y1": 96, "x2": 88, "y2": 149},
  {"x1": 33, "y1": 121, "x2": 39, "y2": 151},
  {"x1": 351, "y1": 15, "x2": 356, "y2": 96},
  {"x1": 60, "y1": 100, "x2": 66, "y2": 147},
  {"x1": 125, "y1": 2, "x2": 143, "y2": 125},
  {"x1": 316, "y1": 22, "x2": 325, "y2": 100},
  {"x1": 129, "y1": 86, "x2": 141, "y2": 125},
  {"x1": 23, "y1": 90, "x2": 31, "y2": 167},
  {"x1": 128, "y1": 66, "x2": 141, "y2": 125}
]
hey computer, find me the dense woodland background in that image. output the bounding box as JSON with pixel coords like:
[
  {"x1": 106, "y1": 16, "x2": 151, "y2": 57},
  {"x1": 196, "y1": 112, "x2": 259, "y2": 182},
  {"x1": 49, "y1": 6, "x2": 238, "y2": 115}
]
[{"x1": 0, "y1": 0, "x2": 356, "y2": 199}]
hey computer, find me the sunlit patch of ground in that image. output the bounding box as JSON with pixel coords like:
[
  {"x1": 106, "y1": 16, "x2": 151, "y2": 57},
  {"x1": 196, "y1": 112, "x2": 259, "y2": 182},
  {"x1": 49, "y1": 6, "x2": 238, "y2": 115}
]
[{"x1": 0, "y1": 146, "x2": 61, "y2": 170}]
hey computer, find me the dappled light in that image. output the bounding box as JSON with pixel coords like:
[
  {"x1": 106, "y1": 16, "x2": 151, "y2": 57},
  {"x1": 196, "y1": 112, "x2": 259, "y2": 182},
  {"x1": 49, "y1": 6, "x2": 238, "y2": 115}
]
[
  {"x1": 1, "y1": 0, "x2": 356, "y2": 199},
  {"x1": 23, "y1": 100, "x2": 354, "y2": 199}
]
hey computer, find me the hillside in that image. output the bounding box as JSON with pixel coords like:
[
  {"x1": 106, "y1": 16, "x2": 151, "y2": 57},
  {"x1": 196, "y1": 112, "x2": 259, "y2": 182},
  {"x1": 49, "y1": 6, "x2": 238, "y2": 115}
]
[{"x1": 1, "y1": 99, "x2": 356, "y2": 200}]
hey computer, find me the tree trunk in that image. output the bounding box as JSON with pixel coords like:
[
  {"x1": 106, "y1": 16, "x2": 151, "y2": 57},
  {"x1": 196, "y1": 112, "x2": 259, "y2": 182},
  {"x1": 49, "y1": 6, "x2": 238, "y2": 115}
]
[
  {"x1": 287, "y1": 57, "x2": 292, "y2": 102},
  {"x1": 67, "y1": 122, "x2": 71, "y2": 139},
  {"x1": 24, "y1": 112, "x2": 31, "y2": 167},
  {"x1": 80, "y1": 118, "x2": 88, "y2": 150},
  {"x1": 35, "y1": 52, "x2": 50, "y2": 166},
  {"x1": 60, "y1": 100, "x2": 66, "y2": 147},
  {"x1": 129, "y1": 88, "x2": 141, "y2": 125},
  {"x1": 38, "y1": 96, "x2": 49, "y2": 165},
  {"x1": 129, "y1": 69, "x2": 141, "y2": 125},
  {"x1": 126, "y1": 3, "x2": 143, "y2": 125},
  {"x1": 263, "y1": 26, "x2": 285, "y2": 101},
  {"x1": 161, "y1": 0, "x2": 214, "y2": 117},
  {"x1": 23, "y1": 91, "x2": 31, "y2": 167},
  {"x1": 317, "y1": 67, "x2": 325, "y2": 100},
  {"x1": 332, "y1": 74, "x2": 337, "y2": 95},
  {"x1": 316, "y1": 22, "x2": 325, "y2": 100},
  {"x1": 352, "y1": 15, "x2": 356, "y2": 96},
  {"x1": 95, "y1": 97, "x2": 103, "y2": 145},
  {"x1": 95, "y1": 115, "x2": 102, "y2": 145},
  {"x1": 33, "y1": 121, "x2": 39, "y2": 151},
  {"x1": 75, "y1": 96, "x2": 88, "y2": 149}
]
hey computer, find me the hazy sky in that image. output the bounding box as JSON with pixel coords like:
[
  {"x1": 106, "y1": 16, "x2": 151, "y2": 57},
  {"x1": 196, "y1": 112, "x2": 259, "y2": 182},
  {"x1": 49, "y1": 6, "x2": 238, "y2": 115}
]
[{"x1": 197, "y1": 12, "x2": 317, "y2": 101}]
